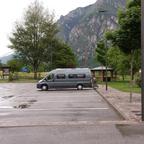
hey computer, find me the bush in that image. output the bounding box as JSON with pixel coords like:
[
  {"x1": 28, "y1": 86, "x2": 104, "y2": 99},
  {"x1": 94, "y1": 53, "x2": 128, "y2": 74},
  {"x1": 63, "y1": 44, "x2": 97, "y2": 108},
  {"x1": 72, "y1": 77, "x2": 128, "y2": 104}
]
[
  {"x1": 8, "y1": 72, "x2": 19, "y2": 81},
  {"x1": 8, "y1": 73, "x2": 14, "y2": 81}
]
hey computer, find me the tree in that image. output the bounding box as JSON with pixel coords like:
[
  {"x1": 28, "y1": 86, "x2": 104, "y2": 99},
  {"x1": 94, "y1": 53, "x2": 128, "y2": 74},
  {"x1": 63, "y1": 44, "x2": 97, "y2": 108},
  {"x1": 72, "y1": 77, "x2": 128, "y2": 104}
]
[
  {"x1": 7, "y1": 58, "x2": 23, "y2": 73},
  {"x1": 50, "y1": 40, "x2": 77, "y2": 69},
  {"x1": 0, "y1": 60, "x2": 3, "y2": 67},
  {"x1": 9, "y1": 1, "x2": 58, "y2": 79},
  {"x1": 107, "y1": 0, "x2": 140, "y2": 53},
  {"x1": 107, "y1": 47, "x2": 129, "y2": 80},
  {"x1": 95, "y1": 40, "x2": 107, "y2": 66},
  {"x1": 106, "y1": 0, "x2": 140, "y2": 79}
]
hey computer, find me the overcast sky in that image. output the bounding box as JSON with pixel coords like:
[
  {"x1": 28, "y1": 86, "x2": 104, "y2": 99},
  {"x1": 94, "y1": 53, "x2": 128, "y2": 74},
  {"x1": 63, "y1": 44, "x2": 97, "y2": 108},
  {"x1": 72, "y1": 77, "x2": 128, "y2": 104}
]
[{"x1": 0, "y1": 0, "x2": 97, "y2": 57}]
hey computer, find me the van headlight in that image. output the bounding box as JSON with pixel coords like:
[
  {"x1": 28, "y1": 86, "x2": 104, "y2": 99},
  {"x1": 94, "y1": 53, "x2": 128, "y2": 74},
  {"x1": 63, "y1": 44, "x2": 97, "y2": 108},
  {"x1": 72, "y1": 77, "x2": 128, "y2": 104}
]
[{"x1": 38, "y1": 79, "x2": 43, "y2": 83}]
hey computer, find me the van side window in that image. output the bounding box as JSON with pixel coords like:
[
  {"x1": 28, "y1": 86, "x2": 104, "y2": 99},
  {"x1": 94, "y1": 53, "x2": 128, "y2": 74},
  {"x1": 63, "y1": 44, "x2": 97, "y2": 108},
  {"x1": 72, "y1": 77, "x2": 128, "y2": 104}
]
[
  {"x1": 68, "y1": 74, "x2": 86, "y2": 79},
  {"x1": 68, "y1": 74, "x2": 77, "y2": 79},
  {"x1": 56, "y1": 74, "x2": 66, "y2": 79},
  {"x1": 77, "y1": 74, "x2": 86, "y2": 78}
]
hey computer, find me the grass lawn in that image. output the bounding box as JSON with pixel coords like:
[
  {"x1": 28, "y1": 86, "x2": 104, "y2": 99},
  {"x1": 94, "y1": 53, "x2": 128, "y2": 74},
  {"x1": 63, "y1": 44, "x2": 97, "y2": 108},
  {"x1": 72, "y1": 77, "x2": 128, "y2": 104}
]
[
  {"x1": 109, "y1": 81, "x2": 141, "y2": 93},
  {"x1": 100, "y1": 81, "x2": 141, "y2": 93}
]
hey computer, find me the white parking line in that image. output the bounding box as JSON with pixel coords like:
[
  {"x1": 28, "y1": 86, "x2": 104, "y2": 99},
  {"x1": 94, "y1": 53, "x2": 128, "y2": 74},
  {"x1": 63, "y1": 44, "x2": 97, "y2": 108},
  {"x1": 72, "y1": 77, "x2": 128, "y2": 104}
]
[
  {"x1": 23, "y1": 107, "x2": 109, "y2": 111},
  {"x1": 36, "y1": 101, "x2": 97, "y2": 103},
  {"x1": 0, "y1": 106, "x2": 13, "y2": 109}
]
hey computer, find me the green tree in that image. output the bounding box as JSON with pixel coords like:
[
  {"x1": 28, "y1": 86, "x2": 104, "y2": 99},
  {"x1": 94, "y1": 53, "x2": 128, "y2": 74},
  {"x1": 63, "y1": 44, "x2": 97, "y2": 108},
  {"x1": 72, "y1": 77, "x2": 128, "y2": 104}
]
[
  {"x1": 50, "y1": 40, "x2": 77, "y2": 69},
  {"x1": 106, "y1": 0, "x2": 140, "y2": 80},
  {"x1": 9, "y1": 1, "x2": 58, "y2": 79},
  {"x1": 0, "y1": 60, "x2": 3, "y2": 67},
  {"x1": 7, "y1": 58, "x2": 23, "y2": 73},
  {"x1": 107, "y1": 47, "x2": 129, "y2": 80},
  {"x1": 107, "y1": 0, "x2": 140, "y2": 53},
  {"x1": 95, "y1": 40, "x2": 107, "y2": 66}
]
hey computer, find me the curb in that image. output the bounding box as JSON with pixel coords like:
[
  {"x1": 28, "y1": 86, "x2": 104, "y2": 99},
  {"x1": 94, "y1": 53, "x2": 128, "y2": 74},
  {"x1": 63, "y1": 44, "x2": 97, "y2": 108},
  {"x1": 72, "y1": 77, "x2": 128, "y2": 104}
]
[{"x1": 93, "y1": 87, "x2": 130, "y2": 121}]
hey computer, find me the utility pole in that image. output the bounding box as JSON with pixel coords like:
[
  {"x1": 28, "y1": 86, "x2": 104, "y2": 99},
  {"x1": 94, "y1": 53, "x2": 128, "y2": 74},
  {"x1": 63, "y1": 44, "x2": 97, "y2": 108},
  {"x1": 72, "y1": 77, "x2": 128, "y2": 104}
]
[{"x1": 141, "y1": 0, "x2": 144, "y2": 121}]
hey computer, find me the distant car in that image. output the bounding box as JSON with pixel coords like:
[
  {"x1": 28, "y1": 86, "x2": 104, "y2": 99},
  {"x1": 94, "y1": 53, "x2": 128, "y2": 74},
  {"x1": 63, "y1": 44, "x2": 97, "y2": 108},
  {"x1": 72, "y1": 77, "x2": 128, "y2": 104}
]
[
  {"x1": 37, "y1": 68, "x2": 92, "y2": 90},
  {"x1": 21, "y1": 67, "x2": 29, "y2": 72}
]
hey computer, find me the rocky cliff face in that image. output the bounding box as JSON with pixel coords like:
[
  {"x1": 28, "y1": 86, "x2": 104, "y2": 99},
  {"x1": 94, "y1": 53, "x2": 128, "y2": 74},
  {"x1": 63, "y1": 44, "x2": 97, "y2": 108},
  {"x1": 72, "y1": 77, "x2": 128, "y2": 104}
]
[{"x1": 57, "y1": 0, "x2": 126, "y2": 67}]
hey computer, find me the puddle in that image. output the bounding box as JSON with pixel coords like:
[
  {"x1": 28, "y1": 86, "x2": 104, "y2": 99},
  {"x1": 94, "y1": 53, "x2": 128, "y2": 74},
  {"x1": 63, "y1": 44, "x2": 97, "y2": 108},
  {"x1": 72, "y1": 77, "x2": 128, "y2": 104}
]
[
  {"x1": 13, "y1": 99, "x2": 37, "y2": 109},
  {"x1": 131, "y1": 110, "x2": 140, "y2": 113},
  {"x1": 131, "y1": 110, "x2": 141, "y2": 116},
  {"x1": 13, "y1": 103, "x2": 30, "y2": 109},
  {"x1": 135, "y1": 113, "x2": 141, "y2": 116},
  {"x1": 28, "y1": 99, "x2": 37, "y2": 103},
  {"x1": 116, "y1": 124, "x2": 144, "y2": 136},
  {"x1": 2, "y1": 95, "x2": 14, "y2": 99}
]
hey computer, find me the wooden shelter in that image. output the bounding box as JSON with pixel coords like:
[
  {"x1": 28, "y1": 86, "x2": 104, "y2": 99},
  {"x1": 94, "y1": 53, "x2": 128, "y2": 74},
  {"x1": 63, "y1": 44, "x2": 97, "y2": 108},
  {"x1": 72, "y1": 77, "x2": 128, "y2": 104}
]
[{"x1": 91, "y1": 66, "x2": 114, "y2": 82}]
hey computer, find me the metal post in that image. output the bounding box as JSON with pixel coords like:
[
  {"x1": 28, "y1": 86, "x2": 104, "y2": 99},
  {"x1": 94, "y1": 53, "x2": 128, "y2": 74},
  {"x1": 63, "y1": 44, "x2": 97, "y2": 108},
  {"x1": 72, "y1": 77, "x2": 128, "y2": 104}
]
[
  {"x1": 141, "y1": 0, "x2": 144, "y2": 121},
  {"x1": 99, "y1": 10, "x2": 108, "y2": 91},
  {"x1": 105, "y1": 37, "x2": 108, "y2": 91}
]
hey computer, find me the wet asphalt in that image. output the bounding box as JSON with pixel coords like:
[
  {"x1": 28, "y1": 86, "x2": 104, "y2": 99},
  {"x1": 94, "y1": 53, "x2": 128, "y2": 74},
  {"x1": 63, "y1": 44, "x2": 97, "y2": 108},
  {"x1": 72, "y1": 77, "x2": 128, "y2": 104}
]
[{"x1": 0, "y1": 83, "x2": 144, "y2": 144}]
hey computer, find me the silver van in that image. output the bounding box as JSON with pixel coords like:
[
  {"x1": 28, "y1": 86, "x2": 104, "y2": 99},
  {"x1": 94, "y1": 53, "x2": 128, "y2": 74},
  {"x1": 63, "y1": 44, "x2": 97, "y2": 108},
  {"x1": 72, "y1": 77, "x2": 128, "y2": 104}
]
[{"x1": 37, "y1": 68, "x2": 92, "y2": 90}]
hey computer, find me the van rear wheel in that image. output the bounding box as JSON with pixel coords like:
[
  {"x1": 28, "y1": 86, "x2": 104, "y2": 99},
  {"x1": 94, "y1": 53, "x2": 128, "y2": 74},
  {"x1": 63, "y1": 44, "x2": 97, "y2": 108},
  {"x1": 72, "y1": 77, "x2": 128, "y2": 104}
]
[
  {"x1": 77, "y1": 84, "x2": 83, "y2": 90},
  {"x1": 41, "y1": 85, "x2": 48, "y2": 91}
]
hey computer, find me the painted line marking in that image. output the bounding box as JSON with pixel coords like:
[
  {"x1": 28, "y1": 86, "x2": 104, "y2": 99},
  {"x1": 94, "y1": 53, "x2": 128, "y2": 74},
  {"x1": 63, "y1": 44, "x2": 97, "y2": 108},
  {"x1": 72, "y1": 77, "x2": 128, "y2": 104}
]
[
  {"x1": 0, "y1": 120, "x2": 131, "y2": 128},
  {"x1": 23, "y1": 107, "x2": 109, "y2": 111},
  {"x1": 0, "y1": 106, "x2": 13, "y2": 109}
]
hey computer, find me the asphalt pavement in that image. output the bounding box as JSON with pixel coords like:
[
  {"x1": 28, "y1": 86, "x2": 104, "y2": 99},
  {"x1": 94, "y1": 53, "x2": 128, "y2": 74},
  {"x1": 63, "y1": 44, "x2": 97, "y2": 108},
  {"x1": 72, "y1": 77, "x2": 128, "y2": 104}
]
[{"x1": 0, "y1": 83, "x2": 144, "y2": 144}]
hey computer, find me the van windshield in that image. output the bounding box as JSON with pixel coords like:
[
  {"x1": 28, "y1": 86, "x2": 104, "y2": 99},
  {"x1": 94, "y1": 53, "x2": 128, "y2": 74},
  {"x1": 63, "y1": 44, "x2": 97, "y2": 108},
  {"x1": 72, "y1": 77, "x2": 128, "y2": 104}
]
[{"x1": 46, "y1": 74, "x2": 54, "y2": 81}]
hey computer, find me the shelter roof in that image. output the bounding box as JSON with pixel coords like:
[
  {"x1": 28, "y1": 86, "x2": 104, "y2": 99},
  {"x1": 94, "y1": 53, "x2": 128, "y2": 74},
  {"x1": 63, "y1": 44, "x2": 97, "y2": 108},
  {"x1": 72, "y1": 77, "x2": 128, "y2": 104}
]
[{"x1": 91, "y1": 66, "x2": 113, "y2": 71}]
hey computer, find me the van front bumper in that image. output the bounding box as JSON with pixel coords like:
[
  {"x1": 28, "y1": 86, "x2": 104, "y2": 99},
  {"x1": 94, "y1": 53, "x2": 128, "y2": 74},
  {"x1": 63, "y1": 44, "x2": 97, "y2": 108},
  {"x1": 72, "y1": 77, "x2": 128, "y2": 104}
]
[{"x1": 37, "y1": 83, "x2": 42, "y2": 89}]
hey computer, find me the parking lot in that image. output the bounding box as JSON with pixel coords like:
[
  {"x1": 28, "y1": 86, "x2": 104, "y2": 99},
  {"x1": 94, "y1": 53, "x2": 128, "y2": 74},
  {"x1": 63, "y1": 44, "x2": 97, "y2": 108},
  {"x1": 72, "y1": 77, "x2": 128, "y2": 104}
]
[
  {"x1": 0, "y1": 83, "x2": 123, "y2": 126},
  {"x1": 1, "y1": 83, "x2": 144, "y2": 144}
]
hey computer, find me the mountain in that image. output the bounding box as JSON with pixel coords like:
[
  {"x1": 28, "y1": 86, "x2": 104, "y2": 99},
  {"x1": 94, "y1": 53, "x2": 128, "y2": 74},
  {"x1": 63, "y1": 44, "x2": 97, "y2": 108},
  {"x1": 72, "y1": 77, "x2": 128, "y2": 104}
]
[
  {"x1": 0, "y1": 54, "x2": 14, "y2": 64},
  {"x1": 57, "y1": 0, "x2": 126, "y2": 67}
]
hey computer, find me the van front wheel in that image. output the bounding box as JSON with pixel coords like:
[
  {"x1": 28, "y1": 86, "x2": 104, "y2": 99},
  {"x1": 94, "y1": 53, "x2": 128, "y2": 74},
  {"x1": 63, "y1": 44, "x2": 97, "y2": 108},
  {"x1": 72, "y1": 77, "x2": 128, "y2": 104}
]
[
  {"x1": 41, "y1": 85, "x2": 48, "y2": 91},
  {"x1": 77, "y1": 84, "x2": 83, "y2": 90}
]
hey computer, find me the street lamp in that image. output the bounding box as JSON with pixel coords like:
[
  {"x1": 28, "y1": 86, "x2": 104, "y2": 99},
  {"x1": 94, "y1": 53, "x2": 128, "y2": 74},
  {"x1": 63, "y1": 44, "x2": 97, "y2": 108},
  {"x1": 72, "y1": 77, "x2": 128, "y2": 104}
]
[
  {"x1": 98, "y1": 10, "x2": 108, "y2": 91},
  {"x1": 141, "y1": 0, "x2": 144, "y2": 121}
]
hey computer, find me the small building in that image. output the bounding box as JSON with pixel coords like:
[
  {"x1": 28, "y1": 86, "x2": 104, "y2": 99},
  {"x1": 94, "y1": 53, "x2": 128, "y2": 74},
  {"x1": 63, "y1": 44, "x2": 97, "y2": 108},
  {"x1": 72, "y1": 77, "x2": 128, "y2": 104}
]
[
  {"x1": 91, "y1": 66, "x2": 114, "y2": 82},
  {"x1": 0, "y1": 66, "x2": 11, "y2": 79}
]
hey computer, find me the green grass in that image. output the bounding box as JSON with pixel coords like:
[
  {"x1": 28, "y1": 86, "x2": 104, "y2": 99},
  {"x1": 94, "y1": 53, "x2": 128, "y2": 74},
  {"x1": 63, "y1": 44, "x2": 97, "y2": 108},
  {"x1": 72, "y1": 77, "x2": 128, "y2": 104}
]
[{"x1": 99, "y1": 81, "x2": 141, "y2": 93}]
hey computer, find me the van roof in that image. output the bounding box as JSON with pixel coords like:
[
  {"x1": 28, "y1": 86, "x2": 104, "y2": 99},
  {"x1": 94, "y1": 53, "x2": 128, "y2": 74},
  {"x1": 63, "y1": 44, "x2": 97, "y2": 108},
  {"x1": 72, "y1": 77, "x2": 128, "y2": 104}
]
[{"x1": 49, "y1": 68, "x2": 91, "y2": 74}]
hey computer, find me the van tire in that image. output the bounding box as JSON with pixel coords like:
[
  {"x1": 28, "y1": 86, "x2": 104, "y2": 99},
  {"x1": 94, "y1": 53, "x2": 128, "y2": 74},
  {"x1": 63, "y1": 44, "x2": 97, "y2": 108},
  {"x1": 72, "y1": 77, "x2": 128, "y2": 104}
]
[
  {"x1": 41, "y1": 85, "x2": 48, "y2": 91},
  {"x1": 77, "y1": 84, "x2": 83, "y2": 90}
]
